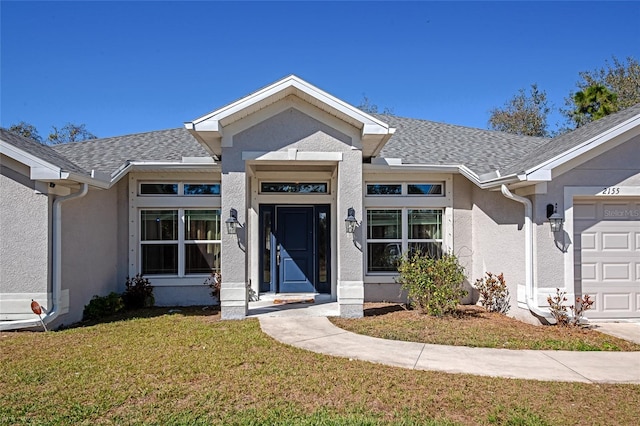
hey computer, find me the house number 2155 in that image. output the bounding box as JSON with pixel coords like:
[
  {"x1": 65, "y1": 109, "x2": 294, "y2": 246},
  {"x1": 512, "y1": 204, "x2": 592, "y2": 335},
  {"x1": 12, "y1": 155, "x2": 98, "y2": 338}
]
[{"x1": 601, "y1": 187, "x2": 620, "y2": 195}]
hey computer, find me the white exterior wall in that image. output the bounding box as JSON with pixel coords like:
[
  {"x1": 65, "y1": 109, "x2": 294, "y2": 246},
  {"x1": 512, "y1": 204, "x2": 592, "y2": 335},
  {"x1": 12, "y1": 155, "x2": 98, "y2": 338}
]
[{"x1": 0, "y1": 156, "x2": 51, "y2": 320}]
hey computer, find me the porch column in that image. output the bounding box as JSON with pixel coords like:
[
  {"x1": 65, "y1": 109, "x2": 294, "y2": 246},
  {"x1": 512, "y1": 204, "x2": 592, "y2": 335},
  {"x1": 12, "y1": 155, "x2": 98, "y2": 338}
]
[
  {"x1": 220, "y1": 170, "x2": 248, "y2": 319},
  {"x1": 337, "y1": 151, "x2": 364, "y2": 318}
]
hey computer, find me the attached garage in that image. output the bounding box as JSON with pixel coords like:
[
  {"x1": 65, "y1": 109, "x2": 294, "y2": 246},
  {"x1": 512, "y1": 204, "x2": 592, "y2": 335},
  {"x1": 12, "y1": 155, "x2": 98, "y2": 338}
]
[{"x1": 574, "y1": 198, "x2": 640, "y2": 319}]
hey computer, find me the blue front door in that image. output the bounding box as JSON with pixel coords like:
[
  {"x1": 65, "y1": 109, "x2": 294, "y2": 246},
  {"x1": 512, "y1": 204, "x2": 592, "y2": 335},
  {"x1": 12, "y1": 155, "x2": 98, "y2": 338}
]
[
  {"x1": 277, "y1": 207, "x2": 315, "y2": 293},
  {"x1": 259, "y1": 205, "x2": 331, "y2": 294}
]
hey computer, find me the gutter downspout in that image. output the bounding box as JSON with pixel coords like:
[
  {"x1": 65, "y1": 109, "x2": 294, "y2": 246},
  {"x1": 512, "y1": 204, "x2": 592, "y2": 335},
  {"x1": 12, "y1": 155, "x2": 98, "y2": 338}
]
[
  {"x1": 0, "y1": 183, "x2": 89, "y2": 331},
  {"x1": 500, "y1": 184, "x2": 554, "y2": 322}
]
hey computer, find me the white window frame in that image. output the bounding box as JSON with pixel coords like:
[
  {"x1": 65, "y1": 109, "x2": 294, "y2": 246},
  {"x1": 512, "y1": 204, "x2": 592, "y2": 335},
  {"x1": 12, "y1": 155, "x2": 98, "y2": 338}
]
[
  {"x1": 138, "y1": 181, "x2": 221, "y2": 196},
  {"x1": 365, "y1": 208, "x2": 444, "y2": 275},
  {"x1": 366, "y1": 182, "x2": 445, "y2": 197},
  {"x1": 129, "y1": 175, "x2": 222, "y2": 286},
  {"x1": 362, "y1": 174, "x2": 453, "y2": 282},
  {"x1": 139, "y1": 208, "x2": 221, "y2": 277}
]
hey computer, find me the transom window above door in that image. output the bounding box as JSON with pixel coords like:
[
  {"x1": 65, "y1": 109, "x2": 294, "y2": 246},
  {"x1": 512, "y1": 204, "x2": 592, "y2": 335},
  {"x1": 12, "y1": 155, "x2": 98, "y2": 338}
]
[{"x1": 260, "y1": 182, "x2": 328, "y2": 194}]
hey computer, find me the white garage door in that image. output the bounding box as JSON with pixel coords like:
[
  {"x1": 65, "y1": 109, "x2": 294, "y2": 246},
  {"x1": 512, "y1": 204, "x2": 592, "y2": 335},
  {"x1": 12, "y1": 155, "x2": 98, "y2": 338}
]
[{"x1": 574, "y1": 199, "x2": 640, "y2": 319}]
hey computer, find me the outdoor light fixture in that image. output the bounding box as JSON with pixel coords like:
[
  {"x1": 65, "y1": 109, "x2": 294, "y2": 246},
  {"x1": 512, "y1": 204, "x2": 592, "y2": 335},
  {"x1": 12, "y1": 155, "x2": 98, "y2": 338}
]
[
  {"x1": 546, "y1": 203, "x2": 563, "y2": 233},
  {"x1": 345, "y1": 207, "x2": 357, "y2": 234},
  {"x1": 225, "y1": 208, "x2": 239, "y2": 234}
]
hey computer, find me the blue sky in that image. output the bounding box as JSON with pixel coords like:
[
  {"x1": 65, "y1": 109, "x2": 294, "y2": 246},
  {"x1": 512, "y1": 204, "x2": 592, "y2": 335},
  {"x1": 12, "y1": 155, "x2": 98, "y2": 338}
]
[{"x1": 2, "y1": 1, "x2": 639, "y2": 139}]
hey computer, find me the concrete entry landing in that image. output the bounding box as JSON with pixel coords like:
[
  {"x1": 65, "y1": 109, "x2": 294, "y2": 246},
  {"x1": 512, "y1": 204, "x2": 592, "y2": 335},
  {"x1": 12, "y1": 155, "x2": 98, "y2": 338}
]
[{"x1": 248, "y1": 293, "x2": 339, "y2": 318}]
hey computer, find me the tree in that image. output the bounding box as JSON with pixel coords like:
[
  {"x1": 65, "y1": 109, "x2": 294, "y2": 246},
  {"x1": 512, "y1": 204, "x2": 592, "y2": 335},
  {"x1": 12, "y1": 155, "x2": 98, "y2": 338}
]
[
  {"x1": 47, "y1": 123, "x2": 97, "y2": 144},
  {"x1": 8, "y1": 121, "x2": 42, "y2": 142},
  {"x1": 488, "y1": 84, "x2": 550, "y2": 137},
  {"x1": 563, "y1": 56, "x2": 640, "y2": 127},
  {"x1": 357, "y1": 94, "x2": 395, "y2": 115},
  {"x1": 571, "y1": 84, "x2": 618, "y2": 128}
]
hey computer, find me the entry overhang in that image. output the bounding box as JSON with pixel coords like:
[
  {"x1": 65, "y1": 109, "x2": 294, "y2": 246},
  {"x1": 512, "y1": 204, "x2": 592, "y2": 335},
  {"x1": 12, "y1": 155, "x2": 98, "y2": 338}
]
[{"x1": 184, "y1": 75, "x2": 395, "y2": 158}]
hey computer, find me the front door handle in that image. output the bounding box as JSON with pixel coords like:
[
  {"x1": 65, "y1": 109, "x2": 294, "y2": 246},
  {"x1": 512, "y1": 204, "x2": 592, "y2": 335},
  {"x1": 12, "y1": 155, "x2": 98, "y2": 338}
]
[{"x1": 276, "y1": 244, "x2": 281, "y2": 266}]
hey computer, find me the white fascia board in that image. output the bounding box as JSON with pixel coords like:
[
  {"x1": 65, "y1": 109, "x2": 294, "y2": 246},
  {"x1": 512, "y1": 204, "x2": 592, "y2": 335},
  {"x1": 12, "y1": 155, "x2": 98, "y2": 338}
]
[
  {"x1": 523, "y1": 113, "x2": 640, "y2": 179},
  {"x1": 188, "y1": 75, "x2": 392, "y2": 136},
  {"x1": 1, "y1": 141, "x2": 61, "y2": 177}
]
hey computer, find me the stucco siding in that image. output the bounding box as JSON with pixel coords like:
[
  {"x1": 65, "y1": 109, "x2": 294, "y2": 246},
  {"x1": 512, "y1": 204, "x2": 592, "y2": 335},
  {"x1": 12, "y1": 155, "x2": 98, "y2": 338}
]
[
  {"x1": 471, "y1": 185, "x2": 534, "y2": 322},
  {"x1": 58, "y1": 185, "x2": 120, "y2": 325},
  {"x1": 0, "y1": 158, "x2": 51, "y2": 319},
  {"x1": 533, "y1": 134, "x2": 640, "y2": 310},
  {"x1": 452, "y1": 175, "x2": 474, "y2": 303}
]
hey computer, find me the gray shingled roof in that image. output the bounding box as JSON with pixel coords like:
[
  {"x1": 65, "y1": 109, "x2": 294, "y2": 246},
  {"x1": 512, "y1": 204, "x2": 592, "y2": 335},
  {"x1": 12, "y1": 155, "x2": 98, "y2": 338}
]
[
  {"x1": 501, "y1": 103, "x2": 640, "y2": 176},
  {"x1": 1, "y1": 128, "x2": 88, "y2": 175},
  {"x1": 51, "y1": 128, "x2": 210, "y2": 175},
  {"x1": 375, "y1": 114, "x2": 549, "y2": 175}
]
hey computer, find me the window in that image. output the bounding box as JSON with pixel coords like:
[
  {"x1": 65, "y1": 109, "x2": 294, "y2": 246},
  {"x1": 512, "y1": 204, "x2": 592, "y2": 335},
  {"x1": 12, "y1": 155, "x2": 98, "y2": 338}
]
[
  {"x1": 260, "y1": 182, "x2": 328, "y2": 193},
  {"x1": 367, "y1": 184, "x2": 402, "y2": 195},
  {"x1": 408, "y1": 209, "x2": 443, "y2": 259},
  {"x1": 139, "y1": 182, "x2": 220, "y2": 196},
  {"x1": 366, "y1": 183, "x2": 444, "y2": 197},
  {"x1": 140, "y1": 209, "x2": 221, "y2": 276},
  {"x1": 140, "y1": 210, "x2": 178, "y2": 274},
  {"x1": 184, "y1": 184, "x2": 220, "y2": 195},
  {"x1": 408, "y1": 184, "x2": 443, "y2": 196},
  {"x1": 140, "y1": 184, "x2": 178, "y2": 195},
  {"x1": 367, "y1": 210, "x2": 402, "y2": 272},
  {"x1": 366, "y1": 208, "x2": 443, "y2": 273}
]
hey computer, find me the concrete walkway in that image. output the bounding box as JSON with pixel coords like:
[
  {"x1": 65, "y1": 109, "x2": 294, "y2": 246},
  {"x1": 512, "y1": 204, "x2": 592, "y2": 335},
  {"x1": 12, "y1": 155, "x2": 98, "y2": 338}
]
[{"x1": 257, "y1": 310, "x2": 640, "y2": 384}]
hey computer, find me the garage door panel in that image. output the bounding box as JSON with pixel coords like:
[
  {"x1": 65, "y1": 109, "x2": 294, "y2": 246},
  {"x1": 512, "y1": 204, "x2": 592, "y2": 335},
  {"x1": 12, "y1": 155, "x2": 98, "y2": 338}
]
[
  {"x1": 602, "y1": 293, "x2": 631, "y2": 311},
  {"x1": 575, "y1": 198, "x2": 640, "y2": 319},
  {"x1": 581, "y1": 233, "x2": 597, "y2": 250},
  {"x1": 581, "y1": 263, "x2": 597, "y2": 280},
  {"x1": 602, "y1": 263, "x2": 631, "y2": 280},
  {"x1": 601, "y1": 233, "x2": 630, "y2": 250}
]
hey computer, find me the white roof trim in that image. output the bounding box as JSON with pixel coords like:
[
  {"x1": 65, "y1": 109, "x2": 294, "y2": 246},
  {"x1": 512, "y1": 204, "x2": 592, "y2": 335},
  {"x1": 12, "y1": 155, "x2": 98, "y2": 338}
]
[
  {"x1": 522, "y1": 112, "x2": 640, "y2": 180},
  {"x1": 188, "y1": 75, "x2": 389, "y2": 131},
  {"x1": 0, "y1": 140, "x2": 62, "y2": 179}
]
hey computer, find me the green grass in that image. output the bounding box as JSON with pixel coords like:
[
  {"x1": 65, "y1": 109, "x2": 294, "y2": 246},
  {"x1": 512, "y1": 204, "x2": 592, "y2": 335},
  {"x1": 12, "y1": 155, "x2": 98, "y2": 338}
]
[
  {"x1": 1, "y1": 307, "x2": 639, "y2": 425},
  {"x1": 330, "y1": 304, "x2": 640, "y2": 351}
]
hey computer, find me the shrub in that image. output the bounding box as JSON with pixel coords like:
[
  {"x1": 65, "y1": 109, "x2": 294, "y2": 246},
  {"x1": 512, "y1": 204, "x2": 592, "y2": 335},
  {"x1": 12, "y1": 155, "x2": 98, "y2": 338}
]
[
  {"x1": 82, "y1": 292, "x2": 124, "y2": 321},
  {"x1": 547, "y1": 288, "x2": 569, "y2": 326},
  {"x1": 204, "y1": 271, "x2": 221, "y2": 304},
  {"x1": 123, "y1": 274, "x2": 154, "y2": 309},
  {"x1": 397, "y1": 252, "x2": 467, "y2": 316},
  {"x1": 547, "y1": 288, "x2": 594, "y2": 326},
  {"x1": 474, "y1": 272, "x2": 510, "y2": 314}
]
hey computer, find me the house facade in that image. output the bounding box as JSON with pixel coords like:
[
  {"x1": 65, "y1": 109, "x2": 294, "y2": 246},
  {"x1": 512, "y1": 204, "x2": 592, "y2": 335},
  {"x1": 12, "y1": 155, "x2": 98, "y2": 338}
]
[{"x1": 1, "y1": 75, "x2": 639, "y2": 329}]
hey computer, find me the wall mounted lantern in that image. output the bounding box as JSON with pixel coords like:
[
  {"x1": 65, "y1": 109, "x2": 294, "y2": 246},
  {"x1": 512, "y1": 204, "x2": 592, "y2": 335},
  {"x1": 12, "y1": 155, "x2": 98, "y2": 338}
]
[
  {"x1": 345, "y1": 207, "x2": 358, "y2": 234},
  {"x1": 546, "y1": 203, "x2": 563, "y2": 233},
  {"x1": 225, "y1": 208, "x2": 239, "y2": 234}
]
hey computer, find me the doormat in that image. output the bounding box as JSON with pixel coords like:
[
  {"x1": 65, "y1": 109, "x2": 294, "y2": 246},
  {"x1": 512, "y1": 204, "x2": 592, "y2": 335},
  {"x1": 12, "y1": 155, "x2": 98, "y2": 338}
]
[{"x1": 273, "y1": 297, "x2": 315, "y2": 305}]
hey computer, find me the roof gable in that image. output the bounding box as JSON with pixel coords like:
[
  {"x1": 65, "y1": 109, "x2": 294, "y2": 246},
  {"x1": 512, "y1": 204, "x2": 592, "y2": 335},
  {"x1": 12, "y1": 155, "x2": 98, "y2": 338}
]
[
  {"x1": 504, "y1": 103, "x2": 640, "y2": 180},
  {"x1": 184, "y1": 75, "x2": 395, "y2": 158}
]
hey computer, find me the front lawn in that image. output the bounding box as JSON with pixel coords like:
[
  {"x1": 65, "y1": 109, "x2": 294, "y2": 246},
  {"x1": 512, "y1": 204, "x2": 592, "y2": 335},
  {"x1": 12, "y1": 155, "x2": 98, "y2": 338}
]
[
  {"x1": 330, "y1": 304, "x2": 640, "y2": 351},
  {"x1": 1, "y1": 307, "x2": 639, "y2": 425}
]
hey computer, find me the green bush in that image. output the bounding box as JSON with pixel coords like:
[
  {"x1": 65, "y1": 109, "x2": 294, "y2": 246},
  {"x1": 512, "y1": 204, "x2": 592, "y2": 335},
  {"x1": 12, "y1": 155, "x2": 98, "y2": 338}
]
[
  {"x1": 397, "y1": 252, "x2": 467, "y2": 316},
  {"x1": 82, "y1": 292, "x2": 124, "y2": 321},
  {"x1": 123, "y1": 274, "x2": 155, "y2": 309}
]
